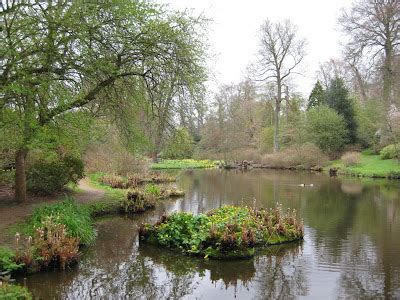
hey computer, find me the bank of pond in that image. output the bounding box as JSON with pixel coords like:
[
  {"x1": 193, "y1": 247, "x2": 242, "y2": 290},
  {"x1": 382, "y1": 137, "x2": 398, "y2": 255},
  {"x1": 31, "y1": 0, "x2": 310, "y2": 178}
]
[
  {"x1": 0, "y1": 174, "x2": 303, "y2": 297},
  {"x1": 0, "y1": 175, "x2": 186, "y2": 297},
  {"x1": 149, "y1": 153, "x2": 400, "y2": 180}
]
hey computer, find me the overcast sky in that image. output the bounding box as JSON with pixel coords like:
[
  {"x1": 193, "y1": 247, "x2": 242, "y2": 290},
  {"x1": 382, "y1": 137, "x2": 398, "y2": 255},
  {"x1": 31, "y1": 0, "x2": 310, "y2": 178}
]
[{"x1": 161, "y1": 0, "x2": 352, "y2": 97}]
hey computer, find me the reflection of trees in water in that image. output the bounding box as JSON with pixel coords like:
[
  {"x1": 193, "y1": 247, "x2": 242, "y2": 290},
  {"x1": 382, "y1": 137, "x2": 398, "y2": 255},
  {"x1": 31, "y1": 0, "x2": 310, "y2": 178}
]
[
  {"x1": 305, "y1": 180, "x2": 400, "y2": 298},
  {"x1": 337, "y1": 236, "x2": 389, "y2": 298},
  {"x1": 253, "y1": 242, "x2": 308, "y2": 298},
  {"x1": 139, "y1": 243, "x2": 255, "y2": 289},
  {"x1": 140, "y1": 241, "x2": 305, "y2": 298}
]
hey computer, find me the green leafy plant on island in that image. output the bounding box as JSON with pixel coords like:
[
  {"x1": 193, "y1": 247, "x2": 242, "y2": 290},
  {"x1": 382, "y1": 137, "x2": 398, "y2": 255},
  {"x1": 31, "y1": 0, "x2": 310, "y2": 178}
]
[
  {"x1": 139, "y1": 204, "x2": 304, "y2": 259},
  {"x1": 0, "y1": 282, "x2": 32, "y2": 299},
  {"x1": 0, "y1": 247, "x2": 32, "y2": 299}
]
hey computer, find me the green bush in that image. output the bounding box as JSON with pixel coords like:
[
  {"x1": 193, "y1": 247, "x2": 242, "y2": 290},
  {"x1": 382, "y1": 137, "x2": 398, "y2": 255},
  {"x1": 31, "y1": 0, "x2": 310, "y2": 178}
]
[
  {"x1": 0, "y1": 247, "x2": 24, "y2": 273},
  {"x1": 0, "y1": 283, "x2": 32, "y2": 299},
  {"x1": 163, "y1": 128, "x2": 194, "y2": 159},
  {"x1": 306, "y1": 106, "x2": 348, "y2": 155},
  {"x1": 27, "y1": 153, "x2": 84, "y2": 194},
  {"x1": 380, "y1": 144, "x2": 400, "y2": 160},
  {"x1": 25, "y1": 198, "x2": 95, "y2": 246}
]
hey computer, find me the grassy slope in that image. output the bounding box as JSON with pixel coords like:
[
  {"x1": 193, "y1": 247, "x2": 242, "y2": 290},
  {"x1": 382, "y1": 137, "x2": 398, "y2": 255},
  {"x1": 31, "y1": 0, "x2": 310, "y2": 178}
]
[
  {"x1": 151, "y1": 159, "x2": 219, "y2": 170},
  {"x1": 83, "y1": 173, "x2": 127, "y2": 216},
  {"x1": 327, "y1": 151, "x2": 400, "y2": 178}
]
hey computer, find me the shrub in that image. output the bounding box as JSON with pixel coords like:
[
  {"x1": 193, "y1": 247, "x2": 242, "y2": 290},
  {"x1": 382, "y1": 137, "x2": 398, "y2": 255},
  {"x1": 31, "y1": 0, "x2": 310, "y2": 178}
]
[
  {"x1": 121, "y1": 190, "x2": 156, "y2": 214},
  {"x1": 261, "y1": 144, "x2": 327, "y2": 169},
  {"x1": 27, "y1": 153, "x2": 84, "y2": 194},
  {"x1": 26, "y1": 198, "x2": 95, "y2": 246},
  {"x1": 163, "y1": 128, "x2": 194, "y2": 159},
  {"x1": 84, "y1": 131, "x2": 150, "y2": 176},
  {"x1": 0, "y1": 283, "x2": 32, "y2": 299},
  {"x1": 341, "y1": 151, "x2": 361, "y2": 166},
  {"x1": 306, "y1": 106, "x2": 348, "y2": 155},
  {"x1": 380, "y1": 144, "x2": 400, "y2": 160},
  {"x1": 259, "y1": 127, "x2": 275, "y2": 153}
]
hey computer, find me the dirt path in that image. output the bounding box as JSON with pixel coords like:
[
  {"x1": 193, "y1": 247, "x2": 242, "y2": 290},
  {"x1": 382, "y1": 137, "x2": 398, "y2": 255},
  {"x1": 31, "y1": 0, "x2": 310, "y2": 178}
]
[
  {"x1": 0, "y1": 178, "x2": 105, "y2": 247},
  {"x1": 73, "y1": 178, "x2": 106, "y2": 203}
]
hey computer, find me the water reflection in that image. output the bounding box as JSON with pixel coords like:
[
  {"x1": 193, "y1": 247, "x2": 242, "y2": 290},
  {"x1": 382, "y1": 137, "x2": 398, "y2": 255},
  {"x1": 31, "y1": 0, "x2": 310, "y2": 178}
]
[{"x1": 16, "y1": 169, "x2": 400, "y2": 298}]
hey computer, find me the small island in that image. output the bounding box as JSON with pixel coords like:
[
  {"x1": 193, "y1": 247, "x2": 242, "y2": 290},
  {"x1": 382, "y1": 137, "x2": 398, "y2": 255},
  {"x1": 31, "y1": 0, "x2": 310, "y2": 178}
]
[{"x1": 139, "y1": 204, "x2": 304, "y2": 259}]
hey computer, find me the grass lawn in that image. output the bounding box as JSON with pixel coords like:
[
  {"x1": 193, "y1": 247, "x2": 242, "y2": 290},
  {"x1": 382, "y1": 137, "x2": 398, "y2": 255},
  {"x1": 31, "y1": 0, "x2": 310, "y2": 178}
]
[
  {"x1": 328, "y1": 151, "x2": 400, "y2": 178},
  {"x1": 151, "y1": 159, "x2": 219, "y2": 169}
]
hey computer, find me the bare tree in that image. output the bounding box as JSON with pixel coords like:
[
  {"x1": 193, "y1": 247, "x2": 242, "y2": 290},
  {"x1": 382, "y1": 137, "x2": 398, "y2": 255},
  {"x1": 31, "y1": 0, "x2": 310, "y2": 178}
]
[
  {"x1": 317, "y1": 59, "x2": 350, "y2": 89},
  {"x1": 256, "y1": 20, "x2": 306, "y2": 152},
  {"x1": 339, "y1": 0, "x2": 400, "y2": 107}
]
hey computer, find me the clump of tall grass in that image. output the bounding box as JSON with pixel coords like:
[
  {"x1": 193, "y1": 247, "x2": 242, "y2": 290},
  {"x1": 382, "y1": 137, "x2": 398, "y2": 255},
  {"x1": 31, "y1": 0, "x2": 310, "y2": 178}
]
[{"x1": 24, "y1": 198, "x2": 95, "y2": 246}]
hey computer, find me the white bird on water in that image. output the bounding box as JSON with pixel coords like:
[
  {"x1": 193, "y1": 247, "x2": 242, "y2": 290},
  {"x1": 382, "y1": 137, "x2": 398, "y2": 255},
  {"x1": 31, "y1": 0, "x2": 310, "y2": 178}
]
[{"x1": 299, "y1": 184, "x2": 314, "y2": 187}]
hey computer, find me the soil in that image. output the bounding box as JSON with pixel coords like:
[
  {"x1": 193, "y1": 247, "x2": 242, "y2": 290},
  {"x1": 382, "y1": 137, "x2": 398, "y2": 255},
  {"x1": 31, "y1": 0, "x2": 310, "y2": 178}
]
[{"x1": 0, "y1": 178, "x2": 105, "y2": 247}]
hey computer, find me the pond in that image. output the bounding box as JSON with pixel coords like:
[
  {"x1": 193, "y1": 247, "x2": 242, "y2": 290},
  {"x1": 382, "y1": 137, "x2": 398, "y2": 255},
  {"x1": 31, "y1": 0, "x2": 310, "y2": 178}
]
[{"x1": 16, "y1": 169, "x2": 400, "y2": 298}]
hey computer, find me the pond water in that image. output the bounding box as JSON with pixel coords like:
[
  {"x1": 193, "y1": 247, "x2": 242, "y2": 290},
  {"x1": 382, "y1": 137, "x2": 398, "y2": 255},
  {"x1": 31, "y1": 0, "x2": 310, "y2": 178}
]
[{"x1": 16, "y1": 169, "x2": 400, "y2": 299}]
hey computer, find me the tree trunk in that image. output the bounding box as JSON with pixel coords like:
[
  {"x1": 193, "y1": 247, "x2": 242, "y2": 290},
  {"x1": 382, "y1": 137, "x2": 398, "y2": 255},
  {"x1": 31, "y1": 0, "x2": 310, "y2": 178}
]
[
  {"x1": 273, "y1": 84, "x2": 282, "y2": 153},
  {"x1": 15, "y1": 148, "x2": 28, "y2": 202},
  {"x1": 383, "y1": 40, "x2": 393, "y2": 107}
]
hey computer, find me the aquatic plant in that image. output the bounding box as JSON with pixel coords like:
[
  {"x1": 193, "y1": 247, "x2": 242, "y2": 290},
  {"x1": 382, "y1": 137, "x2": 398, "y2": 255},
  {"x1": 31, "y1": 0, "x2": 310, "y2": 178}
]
[
  {"x1": 144, "y1": 184, "x2": 161, "y2": 196},
  {"x1": 121, "y1": 189, "x2": 157, "y2": 213},
  {"x1": 0, "y1": 247, "x2": 24, "y2": 274},
  {"x1": 15, "y1": 216, "x2": 80, "y2": 271},
  {"x1": 143, "y1": 173, "x2": 176, "y2": 183},
  {"x1": 127, "y1": 174, "x2": 144, "y2": 187},
  {"x1": 0, "y1": 282, "x2": 32, "y2": 299},
  {"x1": 160, "y1": 187, "x2": 185, "y2": 198},
  {"x1": 139, "y1": 204, "x2": 304, "y2": 259},
  {"x1": 99, "y1": 174, "x2": 128, "y2": 189}
]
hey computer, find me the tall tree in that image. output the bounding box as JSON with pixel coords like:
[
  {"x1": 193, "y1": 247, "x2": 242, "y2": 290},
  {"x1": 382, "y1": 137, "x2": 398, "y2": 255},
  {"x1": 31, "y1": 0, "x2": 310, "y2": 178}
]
[
  {"x1": 339, "y1": 0, "x2": 400, "y2": 107},
  {"x1": 256, "y1": 20, "x2": 306, "y2": 152},
  {"x1": 325, "y1": 77, "x2": 358, "y2": 144},
  {"x1": 307, "y1": 81, "x2": 325, "y2": 110},
  {"x1": 0, "y1": 1, "x2": 207, "y2": 202}
]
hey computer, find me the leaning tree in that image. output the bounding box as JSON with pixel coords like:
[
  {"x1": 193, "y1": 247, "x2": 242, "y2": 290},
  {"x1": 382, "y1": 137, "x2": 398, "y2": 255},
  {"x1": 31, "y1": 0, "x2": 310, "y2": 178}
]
[{"x1": 0, "y1": 0, "x2": 207, "y2": 202}]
